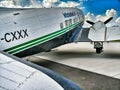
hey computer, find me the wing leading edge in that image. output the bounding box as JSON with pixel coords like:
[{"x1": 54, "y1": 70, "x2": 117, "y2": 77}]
[{"x1": 0, "y1": 51, "x2": 82, "y2": 90}]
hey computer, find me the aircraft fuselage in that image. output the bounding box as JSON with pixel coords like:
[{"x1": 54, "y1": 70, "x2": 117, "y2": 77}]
[{"x1": 0, "y1": 8, "x2": 84, "y2": 57}]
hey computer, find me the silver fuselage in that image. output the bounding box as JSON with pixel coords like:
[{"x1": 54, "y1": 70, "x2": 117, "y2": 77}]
[{"x1": 0, "y1": 8, "x2": 84, "y2": 56}]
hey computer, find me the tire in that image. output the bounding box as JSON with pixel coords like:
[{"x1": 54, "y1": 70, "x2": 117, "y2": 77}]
[
  {"x1": 45, "y1": 50, "x2": 51, "y2": 52},
  {"x1": 96, "y1": 48, "x2": 101, "y2": 54}
]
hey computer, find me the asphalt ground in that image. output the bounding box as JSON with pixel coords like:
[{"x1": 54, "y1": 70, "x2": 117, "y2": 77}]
[{"x1": 26, "y1": 42, "x2": 120, "y2": 90}]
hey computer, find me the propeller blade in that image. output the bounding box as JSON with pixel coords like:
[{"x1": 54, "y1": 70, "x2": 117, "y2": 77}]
[
  {"x1": 86, "y1": 20, "x2": 94, "y2": 25},
  {"x1": 104, "y1": 17, "x2": 113, "y2": 24}
]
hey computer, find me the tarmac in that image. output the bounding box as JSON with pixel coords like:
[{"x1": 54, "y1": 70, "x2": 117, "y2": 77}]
[{"x1": 27, "y1": 42, "x2": 120, "y2": 90}]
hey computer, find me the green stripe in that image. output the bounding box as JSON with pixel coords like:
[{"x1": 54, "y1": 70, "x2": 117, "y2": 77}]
[{"x1": 5, "y1": 22, "x2": 81, "y2": 54}]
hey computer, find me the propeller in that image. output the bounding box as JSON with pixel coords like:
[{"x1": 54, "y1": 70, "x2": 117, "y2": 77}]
[
  {"x1": 86, "y1": 20, "x2": 94, "y2": 25},
  {"x1": 86, "y1": 17, "x2": 113, "y2": 25},
  {"x1": 87, "y1": 17, "x2": 113, "y2": 42},
  {"x1": 104, "y1": 17, "x2": 113, "y2": 24}
]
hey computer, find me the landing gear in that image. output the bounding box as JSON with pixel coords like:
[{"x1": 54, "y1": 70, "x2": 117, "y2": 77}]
[
  {"x1": 94, "y1": 42, "x2": 103, "y2": 54},
  {"x1": 45, "y1": 50, "x2": 51, "y2": 52},
  {"x1": 96, "y1": 48, "x2": 102, "y2": 53}
]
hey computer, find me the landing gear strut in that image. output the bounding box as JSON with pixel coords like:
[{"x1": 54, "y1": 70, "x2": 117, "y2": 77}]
[{"x1": 94, "y1": 42, "x2": 103, "y2": 54}]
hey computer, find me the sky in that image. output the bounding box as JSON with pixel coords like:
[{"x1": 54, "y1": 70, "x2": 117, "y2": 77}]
[
  {"x1": 0, "y1": 0, "x2": 120, "y2": 15},
  {"x1": 0, "y1": 0, "x2": 120, "y2": 27},
  {"x1": 79, "y1": 0, "x2": 120, "y2": 15}
]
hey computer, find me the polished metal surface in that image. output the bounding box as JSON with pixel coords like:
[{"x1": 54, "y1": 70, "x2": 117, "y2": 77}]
[{"x1": 0, "y1": 53, "x2": 64, "y2": 90}]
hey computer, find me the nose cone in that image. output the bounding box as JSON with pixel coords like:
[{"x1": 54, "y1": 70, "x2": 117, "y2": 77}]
[{"x1": 93, "y1": 21, "x2": 105, "y2": 30}]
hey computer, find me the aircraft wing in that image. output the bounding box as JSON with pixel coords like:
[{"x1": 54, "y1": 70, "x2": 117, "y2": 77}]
[
  {"x1": 106, "y1": 26, "x2": 120, "y2": 41},
  {"x1": 88, "y1": 26, "x2": 120, "y2": 41},
  {"x1": 75, "y1": 26, "x2": 120, "y2": 42},
  {"x1": 0, "y1": 51, "x2": 81, "y2": 90},
  {"x1": 0, "y1": 51, "x2": 64, "y2": 90}
]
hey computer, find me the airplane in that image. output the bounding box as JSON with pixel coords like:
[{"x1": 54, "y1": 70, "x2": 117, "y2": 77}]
[
  {"x1": 86, "y1": 17, "x2": 120, "y2": 53},
  {"x1": 1, "y1": 8, "x2": 120, "y2": 56},
  {"x1": 0, "y1": 7, "x2": 120, "y2": 90},
  {"x1": 0, "y1": 7, "x2": 84, "y2": 90}
]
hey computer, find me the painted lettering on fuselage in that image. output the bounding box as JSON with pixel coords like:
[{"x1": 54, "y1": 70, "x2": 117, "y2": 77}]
[
  {"x1": 0, "y1": 29, "x2": 29, "y2": 43},
  {"x1": 63, "y1": 12, "x2": 83, "y2": 18},
  {"x1": 63, "y1": 12, "x2": 76, "y2": 18}
]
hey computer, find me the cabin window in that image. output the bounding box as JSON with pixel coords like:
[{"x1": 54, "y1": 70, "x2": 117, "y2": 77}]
[
  {"x1": 60, "y1": 23, "x2": 64, "y2": 29},
  {"x1": 68, "y1": 20, "x2": 70, "y2": 26},
  {"x1": 13, "y1": 13, "x2": 20, "y2": 16},
  {"x1": 79, "y1": 17, "x2": 81, "y2": 21},
  {"x1": 65, "y1": 20, "x2": 68, "y2": 27},
  {"x1": 65, "y1": 20, "x2": 72, "y2": 27},
  {"x1": 73, "y1": 19, "x2": 76, "y2": 23},
  {"x1": 77, "y1": 18, "x2": 79, "y2": 22},
  {"x1": 69, "y1": 19, "x2": 72, "y2": 25},
  {"x1": 75, "y1": 18, "x2": 77, "y2": 23}
]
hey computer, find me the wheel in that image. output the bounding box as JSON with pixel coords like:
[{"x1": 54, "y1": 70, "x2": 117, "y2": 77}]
[
  {"x1": 96, "y1": 48, "x2": 101, "y2": 54},
  {"x1": 45, "y1": 50, "x2": 51, "y2": 52}
]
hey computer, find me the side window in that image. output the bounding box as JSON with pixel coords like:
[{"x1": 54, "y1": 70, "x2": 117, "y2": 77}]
[
  {"x1": 75, "y1": 18, "x2": 77, "y2": 23},
  {"x1": 65, "y1": 20, "x2": 68, "y2": 27},
  {"x1": 73, "y1": 19, "x2": 76, "y2": 23},
  {"x1": 65, "y1": 20, "x2": 72, "y2": 27},
  {"x1": 79, "y1": 17, "x2": 81, "y2": 22},
  {"x1": 77, "y1": 18, "x2": 79, "y2": 22},
  {"x1": 75, "y1": 18, "x2": 77, "y2": 22},
  {"x1": 69, "y1": 19, "x2": 72, "y2": 25},
  {"x1": 60, "y1": 23, "x2": 63, "y2": 29},
  {"x1": 67, "y1": 20, "x2": 70, "y2": 26}
]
